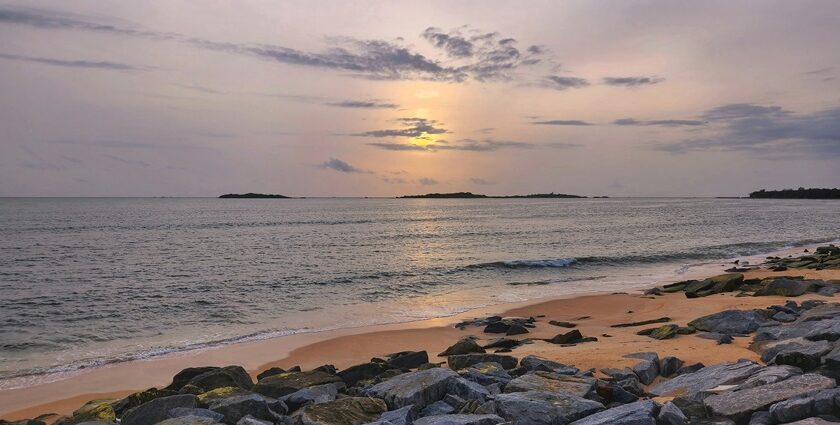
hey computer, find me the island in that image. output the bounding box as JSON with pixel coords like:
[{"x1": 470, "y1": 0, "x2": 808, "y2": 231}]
[
  {"x1": 749, "y1": 188, "x2": 840, "y2": 199},
  {"x1": 219, "y1": 193, "x2": 290, "y2": 198},
  {"x1": 400, "y1": 192, "x2": 585, "y2": 199}
]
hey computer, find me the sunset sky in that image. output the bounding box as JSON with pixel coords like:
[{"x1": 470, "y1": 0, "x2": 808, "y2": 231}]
[{"x1": 1, "y1": 0, "x2": 839, "y2": 197}]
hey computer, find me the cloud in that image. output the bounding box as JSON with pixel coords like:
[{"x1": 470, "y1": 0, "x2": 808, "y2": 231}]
[
  {"x1": 421, "y1": 27, "x2": 474, "y2": 58},
  {"x1": 469, "y1": 177, "x2": 495, "y2": 185},
  {"x1": 805, "y1": 66, "x2": 834, "y2": 75},
  {"x1": 367, "y1": 138, "x2": 534, "y2": 152},
  {"x1": 45, "y1": 139, "x2": 212, "y2": 150},
  {"x1": 532, "y1": 119, "x2": 593, "y2": 126},
  {"x1": 418, "y1": 177, "x2": 439, "y2": 185},
  {"x1": 367, "y1": 142, "x2": 428, "y2": 151},
  {"x1": 355, "y1": 117, "x2": 447, "y2": 138},
  {"x1": 541, "y1": 75, "x2": 590, "y2": 90},
  {"x1": 544, "y1": 142, "x2": 579, "y2": 149},
  {"x1": 656, "y1": 103, "x2": 840, "y2": 158},
  {"x1": 0, "y1": 6, "x2": 177, "y2": 40},
  {"x1": 320, "y1": 158, "x2": 369, "y2": 173},
  {"x1": 326, "y1": 100, "x2": 399, "y2": 109},
  {"x1": 103, "y1": 154, "x2": 150, "y2": 167},
  {"x1": 381, "y1": 176, "x2": 408, "y2": 184},
  {"x1": 0, "y1": 52, "x2": 139, "y2": 70},
  {"x1": 602, "y1": 76, "x2": 663, "y2": 87},
  {"x1": 612, "y1": 118, "x2": 705, "y2": 126}
]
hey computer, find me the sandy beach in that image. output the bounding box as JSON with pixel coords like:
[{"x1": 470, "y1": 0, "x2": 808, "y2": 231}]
[{"x1": 3, "y1": 262, "x2": 838, "y2": 421}]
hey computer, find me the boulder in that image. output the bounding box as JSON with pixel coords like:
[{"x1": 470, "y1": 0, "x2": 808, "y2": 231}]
[
  {"x1": 169, "y1": 408, "x2": 225, "y2": 422},
  {"x1": 519, "y1": 356, "x2": 579, "y2": 375},
  {"x1": 447, "y1": 354, "x2": 518, "y2": 371},
  {"x1": 235, "y1": 416, "x2": 272, "y2": 425},
  {"x1": 154, "y1": 417, "x2": 221, "y2": 425},
  {"x1": 207, "y1": 394, "x2": 286, "y2": 425},
  {"x1": 421, "y1": 401, "x2": 455, "y2": 417},
  {"x1": 703, "y1": 373, "x2": 835, "y2": 422},
  {"x1": 631, "y1": 361, "x2": 658, "y2": 386},
  {"x1": 506, "y1": 324, "x2": 530, "y2": 336},
  {"x1": 168, "y1": 368, "x2": 221, "y2": 391},
  {"x1": 365, "y1": 368, "x2": 459, "y2": 409},
  {"x1": 298, "y1": 397, "x2": 387, "y2": 425},
  {"x1": 698, "y1": 332, "x2": 733, "y2": 344},
  {"x1": 62, "y1": 399, "x2": 116, "y2": 425},
  {"x1": 376, "y1": 405, "x2": 417, "y2": 425},
  {"x1": 504, "y1": 372, "x2": 596, "y2": 398},
  {"x1": 657, "y1": 402, "x2": 687, "y2": 425},
  {"x1": 122, "y1": 395, "x2": 198, "y2": 425},
  {"x1": 549, "y1": 321, "x2": 576, "y2": 328},
  {"x1": 645, "y1": 325, "x2": 678, "y2": 340},
  {"x1": 279, "y1": 383, "x2": 339, "y2": 411},
  {"x1": 493, "y1": 391, "x2": 604, "y2": 425},
  {"x1": 447, "y1": 377, "x2": 490, "y2": 402},
  {"x1": 659, "y1": 357, "x2": 684, "y2": 378},
  {"x1": 254, "y1": 371, "x2": 343, "y2": 398},
  {"x1": 736, "y1": 365, "x2": 802, "y2": 390},
  {"x1": 256, "y1": 368, "x2": 286, "y2": 381},
  {"x1": 412, "y1": 415, "x2": 505, "y2": 425},
  {"x1": 389, "y1": 352, "x2": 430, "y2": 370},
  {"x1": 688, "y1": 310, "x2": 772, "y2": 335},
  {"x1": 483, "y1": 322, "x2": 511, "y2": 334},
  {"x1": 768, "y1": 388, "x2": 840, "y2": 423},
  {"x1": 781, "y1": 418, "x2": 839, "y2": 424},
  {"x1": 197, "y1": 387, "x2": 251, "y2": 406},
  {"x1": 483, "y1": 339, "x2": 521, "y2": 350},
  {"x1": 547, "y1": 330, "x2": 585, "y2": 344},
  {"x1": 114, "y1": 388, "x2": 179, "y2": 415},
  {"x1": 754, "y1": 278, "x2": 814, "y2": 297},
  {"x1": 439, "y1": 339, "x2": 486, "y2": 357},
  {"x1": 568, "y1": 399, "x2": 658, "y2": 425},
  {"x1": 338, "y1": 362, "x2": 392, "y2": 387},
  {"x1": 649, "y1": 361, "x2": 762, "y2": 397},
  {"x1": 760, "y1": 338, "x2": 832, "y2": 370},
  {"x1": 188, "y1": 367, "x2": 254, "y2": 392},
  {"x1": 460, "y1": 362, "x2": 512, "y2": 386}
]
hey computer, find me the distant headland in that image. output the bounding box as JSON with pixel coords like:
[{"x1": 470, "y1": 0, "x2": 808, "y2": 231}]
[
  {"x1": 749, "y1": 188, "x2": 840, "y2": 199},
  {"x1": 399, "y1": 192, "x2": 588, "y2": 199},
  {"x1": 219, "y1": 193, "x2": 290, "y2": 198}
]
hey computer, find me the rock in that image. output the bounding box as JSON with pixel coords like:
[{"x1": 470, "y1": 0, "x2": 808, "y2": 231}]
[
  {"x1": 547, "y1": 330, "x2": 584, "y2": 344},
  {"x1": 754, "y1": 278, "x2": 815, "y2": 297},
  {"x1": 594, "y1": 380, "x2": 638, "y2": 404},
  {"x1": 254, "y1": 371, "x2": 343, "y2": 398},
  {"x1": 315, "y1": 365, "x2": 338, "y2": 375},
  {"x1": 698, "y1": 332, "x2": 733, "y2": 344},
  {"x1": 460, "y1": 363, "x2": 512, "y2": 386},
  {"x1": 439, "y1": 339, "x2": 486, "y2": 357},
  {"x1": 631, "y1": 361, "x2": 658, "y2": 386},
  {"x1": 169, "y1": 408, "x2": 225, "y2": 422},
  {"x1": 447, "y1": 354, "x2": 518, "y2": 371},
  {"x1": 748, "y1": 411, "x2": 773, "y2": 425},
  {"x1": 504, "y1": 372, "x2": 596, "y2": 398},
  {"x1": 568, "y1": 399, "x2": 658, "y2": 425},
  {"x1": 114, "y1": 388, "x2": 179, "y2": 415},
  {"x1": 549, "y1": 321, "x2": 576, "y2": 328},
  {"x1": 421, "y1": 401, "x2": 455, "y2": 417},
  {"x1": 154, "y1": 417, "x2": 221, "y2": 425},
  {"x1": 649, "y1": 361, "x2": 762, "y2": 397},
  {"x1": 207, "y1": 394, "x2": 286, "y2": 425},
  {"x1": 389, "y1": 352, "x2": 430, "y2": 370},
  {"x1": 675, "y1": 363, "x2": 704, "y2": 376},
  {"x1": 447, "y1": 377, "x2": 490, "y2": 402},
  {"x1": 768, "y1": 388, "x2": 840, "y2": 423},
  {"x1": 197, "y1": 387, "x2": 251, "y2": 405},
  {"x1": 659, "y1": 357, "x2": 684, "y2": 378},
  {"x1": 736, "y1": 365, "x2": 802, "y2": 390},
  {"x1": 483, "y1": 322, "x2": 511, "y2": 334},
  {"x1": 782, "y1": 418, "x2": 838, "y2": 424},
  {"x1": 520, "y1": 356, "x2": 579, "y2": 375},
  {"x1": 483, "y1": 338, "x2": 521, "y2": 350},
  {"x1": 168, "y1": 368, "x2": 221, "y2": 391},
  {"x1": 657, "y1": 402, "x2": 687, "y2": 425},
  {"x1": 62, "y1": 400, "x2": 116, "y2": 425},
  {"x1": 600, "y1": 368, "x2": 636, "y2": 382},
  {"x1": 685, "y1": 274, "x2": 744, "y2": 297},
  {"x1": 235, "y1": 416, "x2": 272, "y2": 425},
  {"x1": 646, "y1": 325, "x2": 678, "y2": 340},
  {"x1": 280, "y1": 383, "x2": 339, "y2": 411},
  {"x1": 122, "y1": 395, "x2": 198, "y2": 425},
  {"x1": 376, "y1": 405, "x2": 418, "y2": 425},
  {"x1": 365, "y1": 368, "x2": 459, "y2": 409},
  {"x1": 338, "y1": 362, "x2": 393, "y2": 387},
  {"x1": 493, "y1": 391, "x2": 604, "y2": 425},
  {"x1": 412, "y1": 414, "x2": 505, "y2": 425},
  {"x1": 703, "y1": 373, "x2": 835, "y2": 422},
  {"x1": 772, "y1": 311, "x2": 798, "y2": 322},
  {"x1": 760, "y1": 338, "x2": 831, "y2": 370},
  {"x1": 188, "y1": 367, "x2": 254, "y2": 392},
  {"x1": 609, "y1": 318, "x2": 671, "y2": 328},
  {"x1": 298, "y1": 397, "x2": 387, "y2": 425},
  {"x1": 688, "y1": 309, "x2": 772, "y2": 335},
  {"x1": 506, "y1": 324, "x2": 529, "y2": 336}
]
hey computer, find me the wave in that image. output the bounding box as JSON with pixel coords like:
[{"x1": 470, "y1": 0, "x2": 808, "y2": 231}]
[{"x1": 476, "y1": 258, "x2": 578, "y2": 269}]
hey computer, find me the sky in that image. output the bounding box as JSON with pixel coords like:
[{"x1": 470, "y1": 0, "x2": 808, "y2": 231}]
[{"x1": 1, "y1": 0, "x2": 839, "y2": 197}]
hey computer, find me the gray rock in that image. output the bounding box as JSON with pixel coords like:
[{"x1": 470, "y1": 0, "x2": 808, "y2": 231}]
[
  {"x1": 421, "y1": 401, "x2": 455, "y2": 417},
  {"x1": 412, "y1": 414, "x2": 504, "y2": 425},
  {"x1": 439, "y1": 339, "x2": 486, "y2": 357},
  {"x1": 460, "y1": 363, "x2": 512, "y2": 386},
  {"x1": 123, "y1": 395, "x2": 198, "y2": 425},
  {"x1": 568, "y1": 400, "x2": 658, "y2": 425},
  {"x1": 154, "y1": 417, "x2": 221, "y2": 425},
  {"x1": 504, "y1": 372, "x2": 596, "y2": 398},
  {"x1": 657, "y1": 402, "x2": 687, "y2": 425},
  {"x1": 280, "y1": 383, "x2": 339, "y2": 410},
  {"x1": 447, "y1": 355, "x2": 518, "y2": 371},
  {"x1": 772, "y1": 311, "x2": 798, "y2": 322},
  {"x1": 736, "y1": 365, "x2": 802, "y2": 390},
  {"x1": 235, "y1": 416, "x2": 271, "y2": 425},
  {"x1": 447, "y1": 377, "x2": 490, "y2": 402},
  {"x1": 754, "y1": 278, "x2": 814, "y2": 297},
  {"x1": 768, "y1": 388, "x2": 840, "y2": 423},
  {"x1": 599, "y1": 368, "x2": 636, "y2": 382},
  {"x1": 169, "y1": 408, "x2": 225, "y2": 422},
  {"x1": 254, "y1": 371, "x2": 343, "y2": 398},
  {"x1": 519, "y1": 356, "x2": 579, "y2": 375},
  {"x1": 365, "y1": 368, "x2": 459, "y2": 409},
  {"x1": 675, "y1": 363, "x2": 705, "y2": 375},
  {"x1": 659, "y1": 357, "x2": 684, "y2": 378},
  {"x1": 188, "y1": 367, "x2": 254, "y2": 392},
  {"x1": 631, "y1": 361, "x2": 657, "y2": 386},
  {"x1": 338, "y1": 363, "x2": 392, "y2": 387},
  {"x1": 389, "y1": 351, "x2": 430, "y2": 370},
  {"x1": 298, "y1": 397, "x2": 387, "y2": 425},
  {"x1": 494, "y1": 391, "x2": 604, "y2": 425},
  {"x1": 376, "y1": 405, "x2": 418, "y2": 425},
  {"x1": 748, "y1": 411, "x2": 772, "y2": 425},
  {"x1": 649, "y1": 360, "x2": 762, "y2": 397},
  {"x1": 783, "y1": 418, "x2": 838, "y2": 424},
  {"x1": 760, "y1": 338, "x2": 832, "y2": 370},
  {"x1": 688, "y1": 309, "x2": 772, "y2": 335},
  {"x1": 697, "y1": 333, "x2": 733, "y2": 344},
  {"x1": 207, "y1": 393, "x2": 286, "y2": 425},
  {"x1": 623, "y1": 352, "x2": 659, "y2": 365},
  {"x1": 703, "y1": 373, "x2": 835, "y2": 422}
]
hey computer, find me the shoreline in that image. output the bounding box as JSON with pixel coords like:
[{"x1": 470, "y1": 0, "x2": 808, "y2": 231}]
[{"x1": 1, "y1": 243, "x2": 837, "y2": 420}]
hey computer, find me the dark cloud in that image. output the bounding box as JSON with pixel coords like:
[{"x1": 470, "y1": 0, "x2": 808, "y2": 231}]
[
  {"x1": 612, "y1": 118, "x2": 705, "y2": 126},
  {"x1": 367, "y1": 142, "x2": 428, "y2": 151},
  {"x1": 656, "y1": 104, "x2": 840, "y2": 158},
  {"x1": 421, "y1": 27, "x2": 474, "y2": 58},
  {"x1": 542, "y1": 75, "x2": 590, "y2": 90},
  {"x1": 320, "y1": 158, "x2": 369, "y2": 173},
  {"x1": 544, "y1": 142, "x2": 579, "y2": 149},
  {"x1": 532, "y1": 119, "x2": 593, "y2": 126},
  {"x1": 381, "y1": 176, "x2": 408, "y2": 184},
  {"x1": 0, "y1": 6, "x2": 177, "y2": 39},
  {"x1": 325, "y1": 100, "x2": 399, "y2": 109},
  {"x1": 103, "y1": 154, "x2": 150, "y2": 167},
  {"x1": 355, "y1": 118, "x2": 447, "y2": 138},
  {"x1": 602, "y1": 76, "x2": 663, "y2": 87},
  {"x1": 45, "y1": 139, "x2": 211, "y2": 150},
  {"x1": 0, "y1": 52, "x2": 139, "y2": 70},
  {"x1": 805, "y1": 67, "x2": 834, "y2": 75},
  {"x1": 469, "y1": 177, "x2": 495, "y2": 185},
  {"x1": 418, "y1": 177, "x2": 439, "y2": 185},
  {"x1": 367, "y1": 138, "x2": 534, "y2": 153}
]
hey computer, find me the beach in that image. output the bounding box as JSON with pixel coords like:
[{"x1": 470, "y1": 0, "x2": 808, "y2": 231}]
[{"x1": 3, "y1": 253, "x2": 839, "y2": 421}]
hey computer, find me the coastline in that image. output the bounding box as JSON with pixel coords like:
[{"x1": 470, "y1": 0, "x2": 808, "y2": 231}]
[{"x1": 2, "y1": 241, "x2": 838, "y2": 420}]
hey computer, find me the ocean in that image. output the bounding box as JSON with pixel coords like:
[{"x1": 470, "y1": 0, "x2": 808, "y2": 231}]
[{"x1": 1, "y1": 197, "x2": 838, "y2": 388}]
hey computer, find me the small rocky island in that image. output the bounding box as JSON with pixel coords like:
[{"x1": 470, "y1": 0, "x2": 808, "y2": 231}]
[
  {"x1": 750, "y1": 188, "x2": 840, "y2": 199},
  {"x1": 219, "y1": 193, "x2": 290, "y2": 199},
  {"x1": 401, "y1": 192, "x2": 586, "y2": 199}
]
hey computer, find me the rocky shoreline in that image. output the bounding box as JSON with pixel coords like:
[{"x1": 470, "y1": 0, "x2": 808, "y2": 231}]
[{"x1": 4, "y1": 245, "x2": 840, "y2": 425}]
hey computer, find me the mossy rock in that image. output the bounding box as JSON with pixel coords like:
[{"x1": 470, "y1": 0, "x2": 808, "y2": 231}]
[
  {"x1": 196, "y1": 387, "x2": 250, "y2": 405},
  {"x1": 55, "y1": 399, "x2": 116, "y2": 425},
  {"x1": 648, "y1": 325, "x2": 678, "y2": 340},
  {"x1": 114, "y1": 388, "x2": 178, "y2": 415},
  {"x1": 298, "y1": 397, "x2": 387, "y2": 425}
]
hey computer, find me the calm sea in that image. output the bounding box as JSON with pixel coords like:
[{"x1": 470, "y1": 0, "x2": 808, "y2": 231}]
[{"x1": 1, "y1": 197, "x2": 838, "y2": 387}]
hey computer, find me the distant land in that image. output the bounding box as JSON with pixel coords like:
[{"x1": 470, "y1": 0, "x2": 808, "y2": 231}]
[
  {"x1": 219, "y1": 193, "x2": 290, "y2": 198},
  {"x1": 399, "y1": 192, "x2": 587, "y2": 199},
  {"x1": 749, "y1": 188, "x2": 840, "y2": 199}
]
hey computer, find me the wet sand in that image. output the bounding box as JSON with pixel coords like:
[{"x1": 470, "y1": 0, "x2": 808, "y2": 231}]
[{"x1": 3, "y1": 266, "x2": 838, "y2": 420}]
